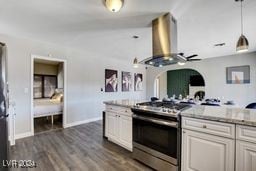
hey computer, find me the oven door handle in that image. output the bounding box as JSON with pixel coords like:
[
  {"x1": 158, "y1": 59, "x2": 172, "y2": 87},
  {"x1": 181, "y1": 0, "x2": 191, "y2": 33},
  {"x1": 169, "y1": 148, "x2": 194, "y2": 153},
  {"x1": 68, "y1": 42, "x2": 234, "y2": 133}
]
[{"x1": 133, "y1": 114, "x2": 178, "y2": 128}]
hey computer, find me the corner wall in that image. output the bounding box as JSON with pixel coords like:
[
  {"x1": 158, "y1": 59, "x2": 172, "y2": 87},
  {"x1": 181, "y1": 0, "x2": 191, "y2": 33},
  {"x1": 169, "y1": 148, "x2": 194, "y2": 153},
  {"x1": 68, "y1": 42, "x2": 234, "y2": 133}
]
[{"x1": 1, "y1": 34, "x2": 146, "y2": 137}]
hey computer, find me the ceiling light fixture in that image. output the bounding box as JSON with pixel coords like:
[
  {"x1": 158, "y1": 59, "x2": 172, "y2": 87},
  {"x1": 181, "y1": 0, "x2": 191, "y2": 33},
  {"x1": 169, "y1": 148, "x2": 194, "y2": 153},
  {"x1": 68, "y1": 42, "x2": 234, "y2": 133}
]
[
  {"x1": 104, "y1": 0, "x2": 124, "y2": 12},
  {"x1": 133, "y1": 35, "x2": 139, "y2": 68},
  {"x1": 214, "y1": 43, "x2": 226, "y2": 47},
  {"x1": 235, "y1": 0, "x2": 249, "y2": 53},
  {"x1": 178, "y1": 62, "x2": 186, "y2": 66}
]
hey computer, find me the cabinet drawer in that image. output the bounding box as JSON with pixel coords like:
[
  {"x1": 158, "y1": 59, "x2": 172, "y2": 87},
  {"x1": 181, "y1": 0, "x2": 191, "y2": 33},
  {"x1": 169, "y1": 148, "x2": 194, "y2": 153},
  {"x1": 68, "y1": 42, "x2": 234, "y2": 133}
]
[
  {"x1": 182, "y1": 117, "x2": 235, "y2": 138},
  {"x1": 236, "y1": 125, "x2": 256, "y2": 143},
  {"x1": 106, "y1": 105, "x2": 121, "y2": 112},
  {"x1": 106, "y1": 105, "x2": 132, "y2": 116},
  {"x1": 119, "y1": 107, "x2": 132, "y2": 116}
]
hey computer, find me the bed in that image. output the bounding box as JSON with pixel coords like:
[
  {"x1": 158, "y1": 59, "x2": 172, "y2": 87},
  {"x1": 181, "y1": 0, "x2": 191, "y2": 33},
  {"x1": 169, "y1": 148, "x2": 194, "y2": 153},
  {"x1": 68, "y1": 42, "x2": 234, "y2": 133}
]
[{"x1": 34, "y1": 98, "x2": 63, "y2": 125}]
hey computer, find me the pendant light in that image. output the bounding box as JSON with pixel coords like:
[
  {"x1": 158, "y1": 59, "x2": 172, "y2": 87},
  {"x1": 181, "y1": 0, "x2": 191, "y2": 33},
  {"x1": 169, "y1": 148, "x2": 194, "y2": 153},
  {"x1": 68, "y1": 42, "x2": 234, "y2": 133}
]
[
  {"x1": 105, "y1": 0, "x2": 124, "y2": 12},
  {"x1": 133, "y1": 36, "x2": 139, "y2": 68},
  {"x1": 236, "y1": 0, "x2": 249, "y2": 53},
  {"x1": 133, "y1": 58, "x2": 139, "y2": 68}
]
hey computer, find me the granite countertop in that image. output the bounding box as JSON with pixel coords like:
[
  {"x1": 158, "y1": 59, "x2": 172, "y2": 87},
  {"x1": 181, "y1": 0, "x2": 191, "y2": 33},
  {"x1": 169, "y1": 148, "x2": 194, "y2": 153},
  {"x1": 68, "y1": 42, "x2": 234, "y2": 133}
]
[
  {"x1": 181, "y1": 105, "x2": 256, "y2": 126},
  {"x1": 104, "y1": 99, "x2": 147, "y2": 108}
]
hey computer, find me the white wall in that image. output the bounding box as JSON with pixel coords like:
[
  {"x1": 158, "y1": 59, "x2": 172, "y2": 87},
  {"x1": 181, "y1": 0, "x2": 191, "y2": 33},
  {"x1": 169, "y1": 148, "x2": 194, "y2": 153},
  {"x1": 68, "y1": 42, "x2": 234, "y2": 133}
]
[
  {"x1": 158, "y1": 72, "x2": 167, "y2": 100},
  {"x1": 146, "y1": 52, "x2": 256, "y2": 107},
  {"x1": 1, "y1": 34, "x2": 146, "y2": 137}
]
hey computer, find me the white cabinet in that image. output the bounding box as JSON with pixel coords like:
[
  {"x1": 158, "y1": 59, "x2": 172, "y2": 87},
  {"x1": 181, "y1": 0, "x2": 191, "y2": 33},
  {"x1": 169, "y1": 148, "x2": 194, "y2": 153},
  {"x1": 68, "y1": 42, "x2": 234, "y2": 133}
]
[
  {"x1": 106, "y1": 112, "x2": 119, "y2": 140},
  {"x1": 119, "y1": 115, "x2": 132, "y2": 149},
  {"x1": 182, "y1": 129, "x2": 235, "y2": 171},
  {"x1": 105, "y1": 105, "x2": 132, "y2": 151},
  {"x1": 236, "y1": 140, "x2": 256, "y2": 171},
  {"x1": 236, "y1": 125, "x2": 256, "y2": 171}
]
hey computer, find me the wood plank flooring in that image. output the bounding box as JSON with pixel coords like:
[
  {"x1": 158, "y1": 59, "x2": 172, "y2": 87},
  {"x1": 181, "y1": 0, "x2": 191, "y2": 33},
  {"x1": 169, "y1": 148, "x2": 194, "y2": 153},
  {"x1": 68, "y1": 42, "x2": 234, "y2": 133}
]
[
  {"x1": 10, "y1": 121, "x2": 152, "y2": 171},
  {"x1": 34, "y1": 115, "x2": 62, "y2": 134}
]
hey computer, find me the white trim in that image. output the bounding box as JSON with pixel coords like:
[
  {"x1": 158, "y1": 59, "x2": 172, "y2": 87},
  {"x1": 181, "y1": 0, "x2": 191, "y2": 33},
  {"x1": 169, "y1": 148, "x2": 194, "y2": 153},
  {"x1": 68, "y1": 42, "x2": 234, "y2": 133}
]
[
  {"x1": 15, "y1": 131, "x2": 33, "y2": 140},
  {"x1": 31, "y1": 55, "x2": 68, "y2": 136},
  {"x1": 64, "y1": 117, "x2": 102, "y2": 128},
  {"x1": 14, "y1": 117, "x2": 101, "y2": 140}
]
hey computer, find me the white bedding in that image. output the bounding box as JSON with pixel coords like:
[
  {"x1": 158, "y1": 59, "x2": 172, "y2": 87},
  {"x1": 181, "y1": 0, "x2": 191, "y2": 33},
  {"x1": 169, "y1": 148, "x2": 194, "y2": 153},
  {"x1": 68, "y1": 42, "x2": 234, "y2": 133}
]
[{"x1": 34, "y1": 99, "x2": 63, "y2": 118}]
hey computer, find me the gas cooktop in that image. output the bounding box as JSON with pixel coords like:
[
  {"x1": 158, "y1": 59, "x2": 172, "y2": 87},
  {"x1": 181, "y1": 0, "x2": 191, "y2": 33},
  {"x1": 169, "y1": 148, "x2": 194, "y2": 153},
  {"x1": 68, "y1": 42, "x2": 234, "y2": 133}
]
[{"x1": 132, "y1": 101, "x2": 191, "y2": 117}]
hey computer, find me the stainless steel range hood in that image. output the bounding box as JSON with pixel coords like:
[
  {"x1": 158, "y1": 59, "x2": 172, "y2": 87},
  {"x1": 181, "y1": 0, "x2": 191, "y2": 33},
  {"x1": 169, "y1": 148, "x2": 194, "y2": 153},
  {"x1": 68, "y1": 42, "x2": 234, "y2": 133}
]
[{"x1": 140, "y1": 13, "x2": 186, "y2": 67}]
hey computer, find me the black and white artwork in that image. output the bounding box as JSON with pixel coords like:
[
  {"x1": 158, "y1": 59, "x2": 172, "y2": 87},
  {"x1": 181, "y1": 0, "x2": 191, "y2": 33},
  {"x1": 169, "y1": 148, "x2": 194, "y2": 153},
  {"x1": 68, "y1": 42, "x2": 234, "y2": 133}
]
[
  {"x1": 134, "y1": 73, "x2": 143, "y2": 91},
  {"x1": 105, "y1": 69, "x2": 118, "y2": 92},
  {"x1": 122, "y1": 71, "x2": 132, "y2": 92}
]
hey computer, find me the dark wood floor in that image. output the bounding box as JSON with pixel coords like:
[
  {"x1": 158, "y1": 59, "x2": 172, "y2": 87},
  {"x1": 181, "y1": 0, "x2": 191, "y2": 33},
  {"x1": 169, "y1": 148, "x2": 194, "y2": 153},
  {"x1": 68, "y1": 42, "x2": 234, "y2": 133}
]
[
  {"x1": 34, "y1": 115, "x2": 63, "y2": 134},
  {"x1": 11, "y1": 121, "x2": 152, "y2": 171}
]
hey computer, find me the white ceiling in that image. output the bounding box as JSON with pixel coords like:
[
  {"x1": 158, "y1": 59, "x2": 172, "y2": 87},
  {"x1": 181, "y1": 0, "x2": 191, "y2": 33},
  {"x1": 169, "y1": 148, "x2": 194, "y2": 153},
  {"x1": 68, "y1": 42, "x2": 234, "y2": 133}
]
[{"x1": 0, "y1": 0, "x2": 255, "y2": 60}]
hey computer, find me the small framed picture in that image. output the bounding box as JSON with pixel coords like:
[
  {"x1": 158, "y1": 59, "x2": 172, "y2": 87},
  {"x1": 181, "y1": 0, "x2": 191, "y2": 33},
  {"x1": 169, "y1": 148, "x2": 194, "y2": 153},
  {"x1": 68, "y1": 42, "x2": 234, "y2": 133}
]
[
  {"x1": 122, "y1": 71, "x2": 132, "y2": 92},
  {"x1": 226, "y1": 65, "x2": 250, "y2": 84},
  {"x1": 134, "y1": 73, "x2": 143, "y2": 91},
  {"x1": 105, "y1": 69, "x2": 118, "y2": 92}
]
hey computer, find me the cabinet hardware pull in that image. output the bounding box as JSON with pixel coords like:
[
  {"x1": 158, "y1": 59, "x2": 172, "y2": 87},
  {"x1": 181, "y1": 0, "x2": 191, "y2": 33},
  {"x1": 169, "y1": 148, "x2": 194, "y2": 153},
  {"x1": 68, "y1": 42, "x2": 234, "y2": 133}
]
[{"x1": 203, "y1": 125, "x2": 207, "y2": 128}]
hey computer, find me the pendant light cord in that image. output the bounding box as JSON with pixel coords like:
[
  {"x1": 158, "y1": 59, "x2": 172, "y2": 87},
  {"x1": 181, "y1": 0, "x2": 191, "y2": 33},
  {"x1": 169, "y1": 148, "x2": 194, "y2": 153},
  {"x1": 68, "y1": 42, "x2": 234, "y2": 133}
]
[
  {"x1": 240, "y1": 0, "x2": 244, "y2": 34},
  {"x1": 133, "y1": 36, "x2": 139, "y2": 59}
]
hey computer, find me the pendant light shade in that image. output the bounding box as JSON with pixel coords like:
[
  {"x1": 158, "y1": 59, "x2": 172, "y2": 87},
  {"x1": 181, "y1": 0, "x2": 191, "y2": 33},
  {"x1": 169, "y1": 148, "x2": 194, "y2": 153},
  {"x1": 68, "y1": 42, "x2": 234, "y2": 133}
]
[
  {"x1": 105, "y1": 0, "x2": 124, "y2": 12},
  {"x1": 236, "y1": 34, "x2": 249, "y2": 53},
  {"x1": 133, "y1": 57, "x2": 139, "y2": 68},
  {"x1": 236, "y1": 0, "x2": 249, "y2": 52}
]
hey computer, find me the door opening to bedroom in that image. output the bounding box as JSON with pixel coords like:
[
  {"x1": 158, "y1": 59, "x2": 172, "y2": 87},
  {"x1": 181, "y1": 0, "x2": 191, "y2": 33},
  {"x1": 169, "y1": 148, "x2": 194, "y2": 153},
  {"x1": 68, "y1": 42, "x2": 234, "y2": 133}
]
[{"x1": 33, "y1": 58, "x2": 64, "y2": 134}]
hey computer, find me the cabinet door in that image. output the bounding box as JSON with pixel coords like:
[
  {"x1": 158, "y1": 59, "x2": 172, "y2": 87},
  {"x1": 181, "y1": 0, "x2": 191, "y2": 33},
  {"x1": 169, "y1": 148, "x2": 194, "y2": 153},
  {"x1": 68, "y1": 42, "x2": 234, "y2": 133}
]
[
  {"x1": 119, "y1": 115, "x2": 132, "y2": 150},
  {"x1": 236, "y1": 140, "x2": 256, "y2": 171},
  {"x1": 106, "y1": 112, "x2": 119, "y2": 141},
  {"x1": 182, "y1": 129, "x2": 235, "y2": 171}
]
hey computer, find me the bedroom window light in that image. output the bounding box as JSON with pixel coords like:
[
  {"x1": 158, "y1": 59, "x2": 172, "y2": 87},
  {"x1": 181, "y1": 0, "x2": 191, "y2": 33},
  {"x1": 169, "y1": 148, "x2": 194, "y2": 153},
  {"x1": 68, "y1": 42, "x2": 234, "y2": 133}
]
[{"x1": 33, "y1": 74, "x2": 57, "y2": 99}]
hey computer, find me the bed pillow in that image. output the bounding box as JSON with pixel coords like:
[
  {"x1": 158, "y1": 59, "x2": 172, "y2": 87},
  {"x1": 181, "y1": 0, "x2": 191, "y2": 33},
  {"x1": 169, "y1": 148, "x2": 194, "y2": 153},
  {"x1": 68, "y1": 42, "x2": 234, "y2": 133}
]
[{"x1": 51, "y1": 93, "x2": 63, "y2": 101}]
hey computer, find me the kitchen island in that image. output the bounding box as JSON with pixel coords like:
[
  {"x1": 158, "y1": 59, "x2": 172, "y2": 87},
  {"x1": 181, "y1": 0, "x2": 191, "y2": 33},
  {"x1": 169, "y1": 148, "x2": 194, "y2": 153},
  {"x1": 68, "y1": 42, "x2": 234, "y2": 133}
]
[
  {"x1": 104, "y1": 100, "x2": 256, "y2": 171},
  {"x1": 180, "y1": 105, "x2": 256, "y2": 171}
]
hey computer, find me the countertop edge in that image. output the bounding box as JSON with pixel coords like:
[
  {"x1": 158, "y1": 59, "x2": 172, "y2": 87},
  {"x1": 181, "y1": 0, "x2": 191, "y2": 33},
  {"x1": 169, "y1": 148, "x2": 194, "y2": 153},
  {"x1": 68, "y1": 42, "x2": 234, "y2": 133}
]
[
  {"x1": 104, "y1": 101, "x2": 134, "y2": 108},
  {"x1": 181, "y1": 113, "x2": 256, "y2": 127}
]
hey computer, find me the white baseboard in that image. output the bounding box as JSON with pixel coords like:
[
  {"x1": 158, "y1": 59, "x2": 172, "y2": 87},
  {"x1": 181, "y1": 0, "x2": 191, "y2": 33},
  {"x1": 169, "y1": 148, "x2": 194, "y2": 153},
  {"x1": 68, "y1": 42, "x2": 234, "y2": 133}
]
[
  {"x1": 15, "y1": 131, "x2": 33, "y2": 140},
  {"x1": 64, "y1": 117, "x2": 102, "y2": 128},
  {"x1": 13, "y1": 117, "x2": 101, "y2": 141},
  {"x1": 8, "y1": 136, "x2": 15, "y2": 146}
]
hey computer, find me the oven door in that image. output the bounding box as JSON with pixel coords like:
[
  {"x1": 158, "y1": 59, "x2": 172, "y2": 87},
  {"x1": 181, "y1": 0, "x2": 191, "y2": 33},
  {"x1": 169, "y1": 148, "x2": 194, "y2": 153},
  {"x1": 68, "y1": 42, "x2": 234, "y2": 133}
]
[{"x1": 133, "y1": 114, "x2": 178, "y2": 165}]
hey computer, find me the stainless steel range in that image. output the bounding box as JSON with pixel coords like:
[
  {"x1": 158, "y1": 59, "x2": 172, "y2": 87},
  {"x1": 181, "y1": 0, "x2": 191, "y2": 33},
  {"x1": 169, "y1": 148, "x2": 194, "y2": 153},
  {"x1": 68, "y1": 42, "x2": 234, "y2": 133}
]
[{"x1": 131, "y1": 101, "x2": 190, "y2": 171}]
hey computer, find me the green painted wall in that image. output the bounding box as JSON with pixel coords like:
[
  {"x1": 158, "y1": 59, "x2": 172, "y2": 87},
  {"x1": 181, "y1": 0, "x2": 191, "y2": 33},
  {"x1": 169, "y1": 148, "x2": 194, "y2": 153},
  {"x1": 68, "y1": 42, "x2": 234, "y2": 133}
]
[{"x1": 167, "y1": 69, "x2": 201, "y2": 98}]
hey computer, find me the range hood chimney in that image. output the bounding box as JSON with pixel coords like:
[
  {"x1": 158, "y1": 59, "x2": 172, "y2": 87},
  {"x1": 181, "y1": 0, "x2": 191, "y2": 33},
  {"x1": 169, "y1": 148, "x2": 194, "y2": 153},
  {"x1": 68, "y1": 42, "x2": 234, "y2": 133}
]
[{"x1": 140, "y1": 13, "x2": 186, "y2": 67}]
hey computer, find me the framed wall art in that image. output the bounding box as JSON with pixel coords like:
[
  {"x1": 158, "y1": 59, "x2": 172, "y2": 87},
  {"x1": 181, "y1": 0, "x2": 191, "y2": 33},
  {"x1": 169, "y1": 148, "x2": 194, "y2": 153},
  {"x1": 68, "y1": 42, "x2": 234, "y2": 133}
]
[
  {"x1": 226, "y1": 65, "x2": 250, "y2": 84},
  {"x1": 105, "y1": 69, "x2": 118, "y2": 92}
]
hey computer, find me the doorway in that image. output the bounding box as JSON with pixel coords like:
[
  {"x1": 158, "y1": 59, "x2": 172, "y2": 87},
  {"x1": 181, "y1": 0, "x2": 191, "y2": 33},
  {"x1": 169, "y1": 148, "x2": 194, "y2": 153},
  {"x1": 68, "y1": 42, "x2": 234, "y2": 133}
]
[{"x1": 31, "y1": 55, "x2": 67, "y2": 135}]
